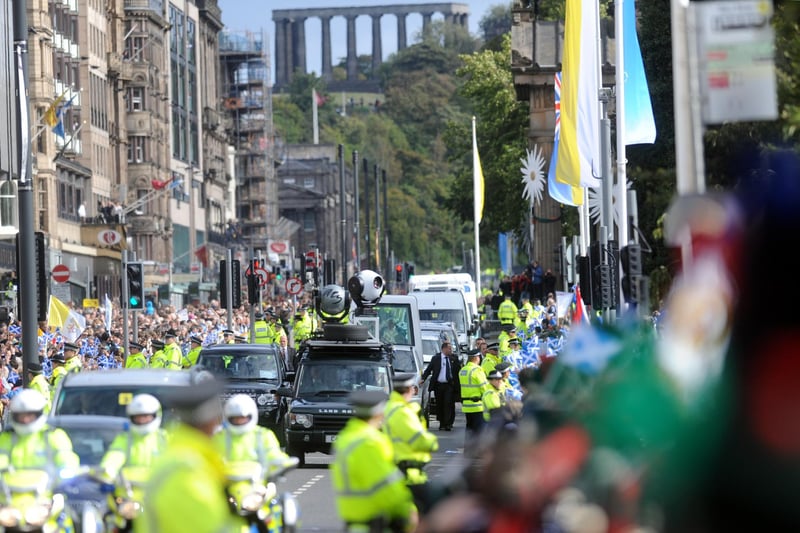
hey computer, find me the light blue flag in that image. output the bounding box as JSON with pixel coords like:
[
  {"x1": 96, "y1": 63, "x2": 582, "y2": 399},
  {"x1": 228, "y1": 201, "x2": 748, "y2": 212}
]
[
  {"x1": 498, "y1": 233, "x2": 511, "y2": 275},
  {"x1": 623, "y1": 0, "x2": 656, "y2": 145},
  {"x1": 548, "y1": 73, "x2": 581, "y2": 206}
]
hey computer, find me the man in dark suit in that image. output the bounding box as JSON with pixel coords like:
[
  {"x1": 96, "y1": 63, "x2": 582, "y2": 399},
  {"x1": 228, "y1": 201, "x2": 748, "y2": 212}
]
[{"x1": 422, "y1": 340, "x2": 461, "y2": 431}]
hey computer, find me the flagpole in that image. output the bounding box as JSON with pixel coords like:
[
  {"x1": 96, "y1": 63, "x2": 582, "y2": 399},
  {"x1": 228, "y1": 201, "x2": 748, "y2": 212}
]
[
  {"x1": 53, "y1": 120, "x2": 85, "y2": 162},
  {"x1": 312, "y1": 88, "x2": 319, "y2": 144},
  {"x1": 472, "y1": 116, "x2": 481, "y2": 296},
  {"x1": 31, "y1": 124, "x2": 48, "y2": 142}
]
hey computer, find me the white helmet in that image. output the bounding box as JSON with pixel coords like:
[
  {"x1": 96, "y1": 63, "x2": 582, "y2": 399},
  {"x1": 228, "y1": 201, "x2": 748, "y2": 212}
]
[
  {"x1": 126, "y1": 394, "x2": 162, "y2": 435},
  {"x1": 320, "y1": 284, "x2": 347, "y2": 316},
  {"x1": 223, "y1": 394, "x2": 258, "y2": 435},
  {"x1": 10, "y1": 389, "x2": 48, "y2": 435}
]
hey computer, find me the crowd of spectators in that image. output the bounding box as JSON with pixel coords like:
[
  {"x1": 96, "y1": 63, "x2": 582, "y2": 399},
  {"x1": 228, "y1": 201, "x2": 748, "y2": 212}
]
[{"x1": 0, "y1": 293, "x2": 312, "y2": 409}]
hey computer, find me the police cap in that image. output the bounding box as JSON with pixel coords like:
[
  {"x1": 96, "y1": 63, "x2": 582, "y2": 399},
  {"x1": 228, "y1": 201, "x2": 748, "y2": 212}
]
[
  {"x1": 63, "y1": 342, "x2": 80, "y2": 352},
  {"x1": 495, "y1": 362, "x2": 512, "y2": 373},
  {"x1": 392, "y1": 372, "x2": 417, "y2": 390},
  {"x1": 349, "y1": 390, "x2": 388, "y2": 418},
  {"x1": 466, "y1": 349, "x2": 481, "y2": 359},
  {"x1": 50, "y1": 353, "x2": 66, "y2": 364},
  {"x1": 508, "y1": 337, "x2": 521, "y2": 345},
  {"x1": 487, "y1": 370, "x2": 503, "y2": 380},
  {"x1": 190, "y1": 335, "x2": 203, "y2": 345},
  {"x1": 27, "y1": 362, "x2": 43, "y2": 374},
  {"x1": 486, "y1": 342, "x2": 500, "y2": 352},
  {"x1": 151, "y1": 340, "x2": 165, "y2": 349},
  {"x1": 129, "y1": 341, "x2": 144, "y2": 351}
]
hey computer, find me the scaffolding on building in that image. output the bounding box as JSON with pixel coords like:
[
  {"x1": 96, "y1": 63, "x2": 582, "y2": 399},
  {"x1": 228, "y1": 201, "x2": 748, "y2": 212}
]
[{"x1": 219, "y1": 30, "x2": 277, "y2": 249}]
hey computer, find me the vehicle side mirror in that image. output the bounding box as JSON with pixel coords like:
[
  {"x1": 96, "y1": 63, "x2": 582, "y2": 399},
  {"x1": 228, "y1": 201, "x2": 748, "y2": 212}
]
[{"x1": 275, "y1": 386, "x2": 293, "y2": 397}]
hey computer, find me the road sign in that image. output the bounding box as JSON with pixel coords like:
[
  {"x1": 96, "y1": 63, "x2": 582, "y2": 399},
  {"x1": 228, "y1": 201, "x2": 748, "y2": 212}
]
[
  {"x1": 255, "y1": 267, "x2": 269, "y2": 287},
  {"x1": 52, "y1": 264, "x2": 70, "y2": 283},
  {"x1": 285, "y1": 277, "x2": 303, "y2": 295}
]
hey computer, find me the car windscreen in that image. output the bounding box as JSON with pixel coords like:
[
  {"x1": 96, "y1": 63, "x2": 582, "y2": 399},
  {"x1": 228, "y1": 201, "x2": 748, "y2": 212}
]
[
  {"x1": 392, "y1": 347, "x2": 418, "y2": 374},
  {"x1": 54, "y1": 423, "x2": 123, "y2": 465},
  {"x1": 196, "y1": 351, "x2": 279, "y2": 380},
  {"x1": 422, "y1": 338, "x2": 440, "y2": 362},
  {"x1": 54, "y1": 386, "x2": 184, "y2": 420},
  {"x1": 296, "y1": 362, "x2": 391, "y2": 396},
  {"x1": 419, "y1": 309, "x2": 466, "y2": 335}
]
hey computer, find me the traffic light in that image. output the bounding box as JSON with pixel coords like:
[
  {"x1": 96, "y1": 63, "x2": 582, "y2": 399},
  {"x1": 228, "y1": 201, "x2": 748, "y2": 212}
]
[
  {"x1": 395, "y1": 264, "x2": 404, "y2": 283},
  {"x1": 406, "y1": 263, "x2": 415, "y2": 277},
  {"x1": 621, "y1": 244, "x2": 643, "y2": 304},
  {"x1": 247, "y1": 259, "x2": 259, "y2": 305},
  {"x1": 220, "y1": 259, "x2": 242, "y2": 309},
  {"x1": 126, "y1": 262, "x2": 145, "y2": 310},
  {"x1": 16, "y1": 232, "x2": 48, "y2": 322},
  {"x1": 304, "y1": 252, "x2": 319, "y2": 287},
  {"x1": 588, "y1": 241, "x2": 619, "y2": 310}
]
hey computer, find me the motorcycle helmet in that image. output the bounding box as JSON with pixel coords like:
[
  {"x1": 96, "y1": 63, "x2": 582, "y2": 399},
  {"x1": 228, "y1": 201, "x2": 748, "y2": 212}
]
[
  {"x1": 126, "y1": 393, "x2": 163, "y2": 435},
  {"x1": 9, "y1": 389, "x2": 48, "y2": 435},
  {"x1": 320, "y1": 284, "x2": 347, "y2": 316},
  {"x1": 223, "y1": 394, "x2": 258, "y2": 435}
]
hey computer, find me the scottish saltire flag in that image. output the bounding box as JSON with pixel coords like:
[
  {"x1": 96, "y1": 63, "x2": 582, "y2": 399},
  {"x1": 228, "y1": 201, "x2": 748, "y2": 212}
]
[
  {"x1": 560, "y1": 325, "x2": 622, "y2": 375},
  {"x1": 8, "y1": 324, "x2": 21, "y2": 335},
  {"x1": 548, "y1": 73, "x2": 582, "y2": 206},
  {"x1": 52, "y1": 94, "x2": 76, "y2": 139},
  {"x1": 556, "y1": 0, "x2": 602, "y2": 190},
  {"x1": 623, "y1": 0, "x2": 656, "y2": 145}
]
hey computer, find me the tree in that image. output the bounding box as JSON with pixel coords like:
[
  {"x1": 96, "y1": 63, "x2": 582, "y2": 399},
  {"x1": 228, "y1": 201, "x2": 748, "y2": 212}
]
[{"x1": 444, "y1": 34, "x2": 530, "y2": 241}]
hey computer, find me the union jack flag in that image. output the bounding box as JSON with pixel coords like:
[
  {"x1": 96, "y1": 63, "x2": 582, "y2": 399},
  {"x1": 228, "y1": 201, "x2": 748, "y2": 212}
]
[{"x1": 547, "y1": 72, "x2": 581, "y2": 206}]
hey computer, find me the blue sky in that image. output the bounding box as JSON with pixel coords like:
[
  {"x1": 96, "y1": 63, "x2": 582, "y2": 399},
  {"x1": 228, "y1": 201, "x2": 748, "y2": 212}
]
[{"x1": 217, "y1": 1, "x2": 501, "y2": 82}]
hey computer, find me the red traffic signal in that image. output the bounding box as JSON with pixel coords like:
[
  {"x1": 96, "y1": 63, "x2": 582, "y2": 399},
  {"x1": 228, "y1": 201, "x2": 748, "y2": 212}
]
[{"x1": 395, "y1": 264, "x2": 403, "y2": 283}]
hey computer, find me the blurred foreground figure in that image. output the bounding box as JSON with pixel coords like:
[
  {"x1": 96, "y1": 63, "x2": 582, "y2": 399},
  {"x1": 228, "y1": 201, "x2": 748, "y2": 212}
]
[{"x1": 418, "y1": 152, "x2": 800, "y2": 532}]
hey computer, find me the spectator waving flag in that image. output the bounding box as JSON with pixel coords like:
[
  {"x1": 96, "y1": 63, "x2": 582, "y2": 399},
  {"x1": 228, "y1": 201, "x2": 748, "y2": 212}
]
[
  {"x1": 548, "y1": 72, "x2": 582, "y2": 206},
  {"x1": 556, "y1": 0, "x2": 602, "y2": 191}
]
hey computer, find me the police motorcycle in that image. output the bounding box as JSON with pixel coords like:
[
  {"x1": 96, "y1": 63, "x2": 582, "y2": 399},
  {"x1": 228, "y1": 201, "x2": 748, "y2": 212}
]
[
  {"x1": 0, "y1": 458, "x2": 81, "y2": 533},
  {"x1": 225, "y1": 457, "x2": 300, "y2": 533},
  {"x1": 99, "y1": 465, "x2": 147, "y2": 533}
]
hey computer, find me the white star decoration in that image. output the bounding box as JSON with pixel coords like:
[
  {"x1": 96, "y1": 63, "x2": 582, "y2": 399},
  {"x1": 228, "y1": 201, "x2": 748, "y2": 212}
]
[
  {"x1": 588, "y1": 180, "x2": 632, "y2": 229},
  {"x1": 520, "y1": 146, "x2": 546, "y2": 206}
]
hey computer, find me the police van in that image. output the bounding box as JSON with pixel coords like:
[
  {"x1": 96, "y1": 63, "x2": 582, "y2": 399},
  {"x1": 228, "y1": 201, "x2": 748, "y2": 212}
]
[{"x1": 407, "y1": 273, "x2": 479, "y2": 319}]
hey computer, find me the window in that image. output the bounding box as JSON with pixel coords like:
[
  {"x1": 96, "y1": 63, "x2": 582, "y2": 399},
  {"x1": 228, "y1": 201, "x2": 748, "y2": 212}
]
[
  {"x1": 56, "y1": 169, "x2": 89, "y2": 222},
  {"x1": 127, "y1": 87, "x2": 145, "y2": 112},
  {"x1": 128, "y1": 137, "x2": 146, "y2": 163},
  {"x1": 0, "y1": 181, "x2": 17, "y2": 228},
  {"x1": 303, "y1": 211, "x2": 315, "y2": 232},
  {"x1": 303, "y1": 177, "x2": 315, "y2": 189}
]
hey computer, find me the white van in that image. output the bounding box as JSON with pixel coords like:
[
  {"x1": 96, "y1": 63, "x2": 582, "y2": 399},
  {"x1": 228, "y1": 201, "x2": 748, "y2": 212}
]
[
  {"x1": 411, "y1": 289, "x2": 476, "y2": 350},
  {"x1": 349, "y1": 294, "x2": 424, "y2": 372},
  {"x1": 407, "y1": 273, "x2": 479, "y2": 319}
]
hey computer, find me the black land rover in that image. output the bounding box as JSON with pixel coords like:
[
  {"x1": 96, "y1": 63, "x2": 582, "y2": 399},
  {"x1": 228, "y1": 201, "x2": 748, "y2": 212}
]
[
  {"x1": 195, "y1": 343, "x2": 289, "y2": 437},
  {"x1": 276, "y1": 324, "x2": 394, "y2": 466}
]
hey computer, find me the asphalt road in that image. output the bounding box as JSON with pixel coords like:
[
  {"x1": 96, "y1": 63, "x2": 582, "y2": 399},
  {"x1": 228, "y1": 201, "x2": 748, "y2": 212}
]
[{"x1": 279, "y1": 407, "x2": 470, "y2": 532}]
